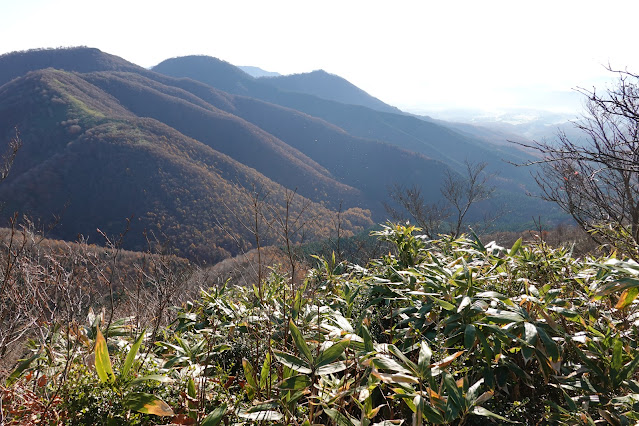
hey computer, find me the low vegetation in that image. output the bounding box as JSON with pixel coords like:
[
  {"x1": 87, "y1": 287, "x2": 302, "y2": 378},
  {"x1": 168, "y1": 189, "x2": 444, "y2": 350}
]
[{"x1": 3, "y1": 223, "x2": 639, "y2": 424}]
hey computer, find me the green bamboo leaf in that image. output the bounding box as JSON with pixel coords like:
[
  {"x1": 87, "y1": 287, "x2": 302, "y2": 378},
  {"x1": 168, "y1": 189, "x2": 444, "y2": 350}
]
[
  {"x1": 523, "y1": 322, "x2": 538, "y2": 346},
  {"x1": 259, "y1": 351, "x2": 272, "y2": 390},
  {"x1": 6, "y1": 353, "x2": 38, "y2": 386},
  {"x1": 388, "y1": 344, "x2": 419, "y2": 376},
  {"x1": 612, "y1": 338, "x2": 623, "y2": 379},
  {"x1": 418, "y1": 340, "x2": 432, "y2": 379},
  {"x1": 95, "y1": 327, "x2": 114, "y2": 383},
  {"x1": 431, "y1": 297, "x2": 456, "y2": 311},
  {"x1": 273, "y1": 351, "x2": 312, "y2": 374},
  {"x1": 464, "y1": 325, "x2": 477, "y2": 349},
  {"x1": 124, "y1": 392, "x2": 174, "y2": 416},
  {"x1": 485, "y1": 308, "x2": 525, "y2": 323},
  {"x1": 187, "y1": 377, "x2": 197, "y2": 399},
  {"x1": 201, "y1": 403, "x2": 227, "y2": 426},
  {"x1": 466, "y1": 378, "x2": 484, "y2": 404},
  {"x1": 121, "y1": 329, "x2": 145, "y2": 378},
  {"x1": 619, "y1": 353, "x2": 639, "y2": 384},
  {"x1": 443, "y1": 372, "x2": 464, "y2": 411},
  {"x1": 316, "y1": 339, "x2": 350, "y2": 368},
  {"x1": 361, "y1": 324, "x2": 374, "y2": 353},
  {"x1": 317, "y1": 360, "x2": 350, "y2": 375},
  {"x1": 278, "y1": 374, "x2": 312, "y2": 390},
  {"x1": 471, "y1": 406, "x2": 516, "y2": 423},
  {"x1": 537, "y1": 327, "x2": 559, "y2": 361},
  {"x1": 242, "y1": 358, "x2": 257, "y2": 390},
  {"x1": 324, "y1": 408, "x2": 356, "y2": 426},
  {"x1": 288, "y1": 319, "x2": 313, "y2": 363},
  {"x1": 509, "y1": 238, "x2": 522, "y2": 256}
]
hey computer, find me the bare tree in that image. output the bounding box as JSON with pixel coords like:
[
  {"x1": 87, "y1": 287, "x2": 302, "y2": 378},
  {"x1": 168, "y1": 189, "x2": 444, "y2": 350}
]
[
  {"x1": 384, "y1": 184, "x2": 449, "y2": 237},
  {"x1": 443, "y1": 160, "x2": 495, "y2": 237},
  {"x1": 0, "y1": 129, "x2": 21, "y2": 183},
  {"x1": 386, "y1": 160, "x2": 494, "y2": 238},
  {"x1": 518, "y1": 68, "x2": 639, "y2": 257}
]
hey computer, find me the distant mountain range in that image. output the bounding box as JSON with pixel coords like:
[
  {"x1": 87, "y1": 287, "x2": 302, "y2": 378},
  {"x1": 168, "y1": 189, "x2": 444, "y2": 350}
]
[{"x1": 0, "y1": 47, "x2": 555, "y2": 262}]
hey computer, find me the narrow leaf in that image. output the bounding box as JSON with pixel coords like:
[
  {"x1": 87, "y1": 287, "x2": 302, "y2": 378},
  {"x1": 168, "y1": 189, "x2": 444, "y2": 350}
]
[
  {"x1": 95, "y1": 327, "x2": 114, "y2": 383},
  {"x1": 201, "y1": 403, "x2": 227, "y2": 426},
  {"x1": 278, "y1": 374, "x2": 312, "y2": 390},
  {"x1": 273, "y1": 351, "x2": 312, "y2": 374},
  {"x1": 418, "y1": 340, "x2": 432, "y2": 379},
  {"x1": 289, "y1": 319, "x2": 313, "y2": 363},
  {"x1": 316, "y1": 339, "x2": 350, "y2": 368},
  {"x1": 6, "y1": 353, "x2": 38, "y2": 387},
  {"x1": 121, "y1": 330, "x2": 145, "y2": 378},
  {"x1": 471, "y1": 406, "x2": 515, "y2": 423}
]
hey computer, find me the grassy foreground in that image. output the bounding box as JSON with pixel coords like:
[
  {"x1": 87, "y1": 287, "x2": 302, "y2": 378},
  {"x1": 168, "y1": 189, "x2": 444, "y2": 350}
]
[{"x1": 3, "y1": 223, "x2": 639, "y2": 425}]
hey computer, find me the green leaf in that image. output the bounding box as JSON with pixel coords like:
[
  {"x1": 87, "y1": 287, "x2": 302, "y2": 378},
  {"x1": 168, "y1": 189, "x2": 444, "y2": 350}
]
[
  {"x1": 612, "y1": 338, "x2": 623, "y2": 375},
  {"x1": 259, "y1": 351, "x2": 272, "y2": 390},
  {"x1": 417, "y1": 340, "x2": 432, "y2": 379},
  {"x1": 121, "y1": 330, "x2": 145, "y2": 379},
  {"x1": 485, "y1": 308, "x2": 525, "y2": 323},
  {"x1": 509, "y1": 238, "x2": 522, "y2": 256},
  {"x1": 316, "y1": 339, "x2": 350, "y2": 368},
  {"x1": 388, "y1": 344, "x2": 419, "y2": 376},
  {"x1": 187, "y1": 377, "x2": 197, "y2": 399},
  {"x1": 124, "y1": 392, "x2": 174, "y2": 416},
  {"x1": 289, "y1": 319, "x2": 313, "y2": 363},
  {"x1": 95, "y1": 327, "x2": 114, "y2": 383},
  {"x1": 242, "y1": 358, "x2": 257, "y2": 391},
  {"x1": 317, "y1": 360, "x2": 349, "y2": 375},
  {"x1": 471, "y1": 406, "x2": 516, "y2": 423},
  {"x1": 431, "y1": 297, "x2": 456, "y2": 311},
  {"x1": 324, "y1": 408, "x2": 356, "y2": 426},
  {"x1": 273, "y1": 351, "x2": 312, "y2": 374},
  {"x1": 464, "y1": 325, "x2": 477, "y2": 349},
  {"x1": 6, "y1": 353, "x2": 38, "y2": 386},
  {"x1": 201, "y1": 403, "x2": 227, "y2": 426},
  {"x1": 523, "y1": 322, "x2": 538, "y2": 346},
  {"x1": 278, "y1": 374, "x2": 312, "y2": 390},
  {"x1": 619, "y1": 353, "x2": 639, "y2": 384},
  {"x1": 443, "y1": 372, "x2": 464, "y2": 411},
  {"x1": 361, "y1": 324, "x2": 374, "y2": 353},
  {"x1": 537, "y1": 327, "x2": 559, "y2": 361}
]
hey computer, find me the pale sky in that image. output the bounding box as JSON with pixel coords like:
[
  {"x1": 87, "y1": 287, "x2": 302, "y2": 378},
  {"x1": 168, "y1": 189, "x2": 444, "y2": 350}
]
[{"x1": 1, "y1": 0, "x2": 636, "y2": 115}]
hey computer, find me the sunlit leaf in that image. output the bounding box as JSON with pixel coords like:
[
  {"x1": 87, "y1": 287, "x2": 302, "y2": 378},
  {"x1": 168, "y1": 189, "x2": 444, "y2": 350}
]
[
  {"x1": 125, "y1": 392, "x2": 174, "y2": 416},
  {"x1": 95, "y1": 327, "x2": 114, "y2": 383},
  {"x1": 273, "y1": 351, "x2": 312, "y2": 374},
  {"x1": 316, "y1": 338, "x2": 350, "y2": 368},
  {"x1": 278, "y1": 374, "x2": 311, "y2": 390},
  {"x1": 121, "y1": 329, "x2": 145, "y2": 378},
  {"x1": 289, "y1": 319, "x2": 313, "y2": 363}
]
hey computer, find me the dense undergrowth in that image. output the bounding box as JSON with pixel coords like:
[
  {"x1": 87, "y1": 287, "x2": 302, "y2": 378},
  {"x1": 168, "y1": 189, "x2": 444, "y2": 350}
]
[{"x1": 3, "y1": 223, "x2": 639, "y2": 424}]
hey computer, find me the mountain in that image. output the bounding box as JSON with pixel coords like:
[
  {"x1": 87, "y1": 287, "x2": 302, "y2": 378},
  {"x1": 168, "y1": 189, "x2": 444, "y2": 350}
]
[
  {"x1": 257, "y1": 70, "x2": 402, "y2": 114},
  {"x1": 239, "y1": 66, "x2": 281, "y2": 78},
  {"x1": 152, "y1": 55, "x2": 554, "y2": 222},
  {"x1": 151, "y1": 56, "x2": 533, "y2": 179},
  {"x1": 0, "y1": 47, "x2": 475, "y2": 262}
]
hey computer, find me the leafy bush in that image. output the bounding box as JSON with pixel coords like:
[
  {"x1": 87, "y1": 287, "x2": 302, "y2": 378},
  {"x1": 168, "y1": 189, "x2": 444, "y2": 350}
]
[{"x1": 5, "y1": 223, "x2": 639, "y2": 424}]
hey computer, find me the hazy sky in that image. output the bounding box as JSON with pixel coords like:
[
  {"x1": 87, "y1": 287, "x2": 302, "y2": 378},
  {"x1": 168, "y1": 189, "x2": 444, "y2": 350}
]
[{"x1": 1, "y1": 0, "x2": 637, "y2": 115}]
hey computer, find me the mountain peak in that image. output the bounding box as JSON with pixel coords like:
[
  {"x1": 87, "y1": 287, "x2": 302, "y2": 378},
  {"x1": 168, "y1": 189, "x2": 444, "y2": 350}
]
[
  {"x1": 260, "y1": 69, "x2": 401, "y2": 114},
  {"x1": 0, "y1": 47, "x2": 143, "y2": 87}
]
